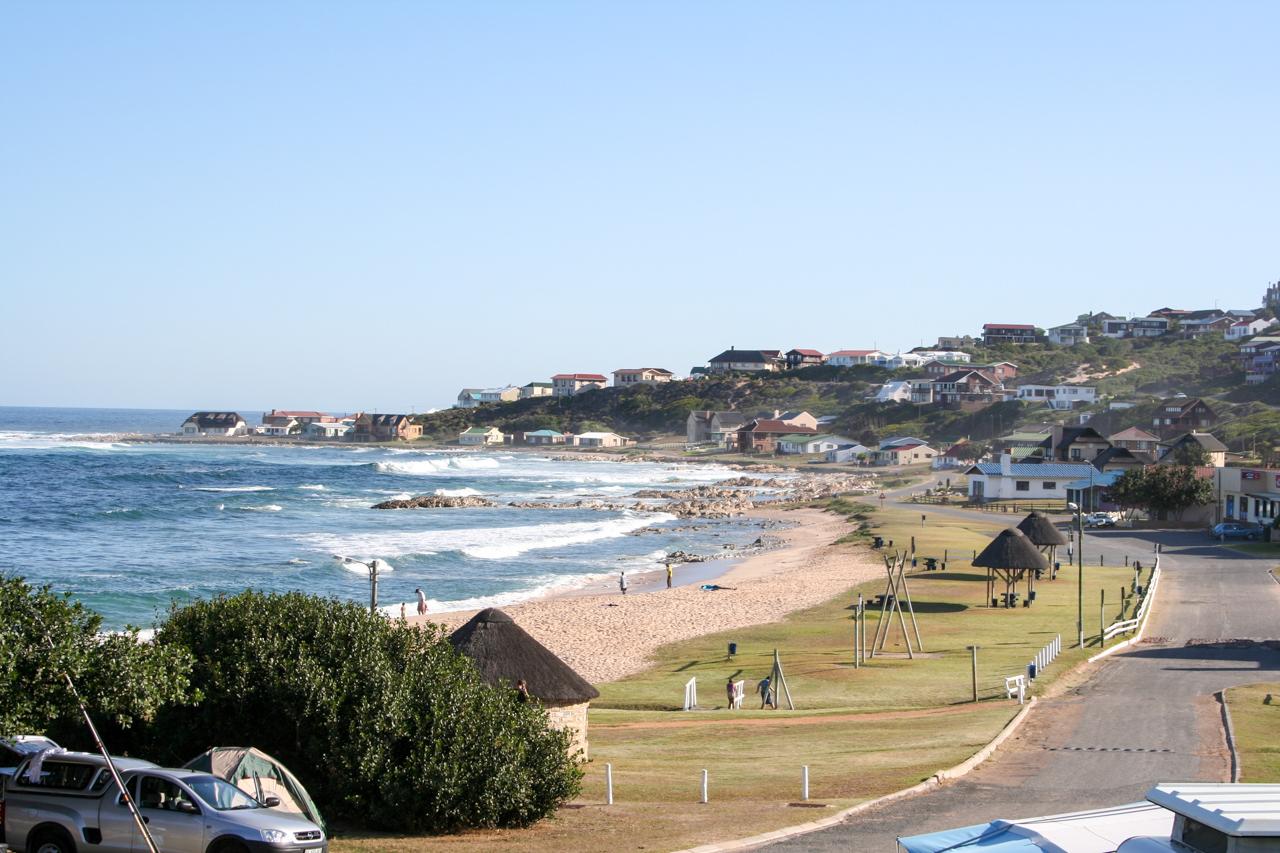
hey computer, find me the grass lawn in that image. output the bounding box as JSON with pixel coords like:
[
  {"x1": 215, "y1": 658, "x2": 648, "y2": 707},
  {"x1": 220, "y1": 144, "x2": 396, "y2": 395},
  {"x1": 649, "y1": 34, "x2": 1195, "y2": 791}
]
[
  {"x1": 1222, "y1": 542, "x2": 1280, "y2": 555},
  {"x1": 1226, "y1": 683, "x2": 1280, "y2": 783},
  {"x1": 331, "y1": 500, "x2": 1154, "y2": 853}
]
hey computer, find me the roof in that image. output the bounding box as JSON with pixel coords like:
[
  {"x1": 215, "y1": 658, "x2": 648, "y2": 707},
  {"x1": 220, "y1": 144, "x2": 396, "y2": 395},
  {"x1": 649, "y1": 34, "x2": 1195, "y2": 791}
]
[
  {"x1": 1109, "y1": 427, "x2": 1161, "y2": 443},
  {"x1": 983, "y1": 323, "x2": 1037, "y2": 330},
  {"x1": 828, "y1": 349, "x2": 879, "y2": 357},
  {"x1": 462, "y1": 426, "x2": 499, "y2": 434},
  {"x1": 450, "y1": 608, "x2": 599, "y2": 704},
  {"x1": 524, "y1": 381, "x2": 553, "y2": 388},
  {"x1": 1065, "y1": 470, "x2": 1124, "y2": 490},
  {"x1": 968, "y1": 462, "x2": 1097, "y2": 479},
  {"x1": 576, "y1": 432, "x2": 623, "y2": 439},
  {"x1": 613, "y1": 367, "x2": 673, "y2": 375},
  {"x1": 709, "y1": 349, "x2": 781, "y2": 364},
  {"x1": 1165, "y1": 431, "x2": 1228, "y2": 452},
  {"x1": 777, "y1": 410, "x2": 812, "y2": 421},
  {"x1": 1158, "y1": 397, "x2": 1211, "y2": 413},
  {"x1": 265, "y1": 410, "x2": 326, "y2": 418},
  {"x1": 365, "y1": 413, "x2": 412, "y2": 426},
  {"x1": 787, "y1": 348, "x2": 824, "y2": 357},
  {"x1": 1092, "y1": 446, "x2": 1144, "y2": 469},
  {"x1": 1016, "y1": 512, "x2": 1067, "y2": 546},
  {"x1": 740, "y1": 419, "x2": 818, "y2": 435},
  {"x1": 777, "y1": 433, "x2": 853, "y2": 446},
  {"x1": 972, "y1": 528, "x2": 1049, "y2": 570},
  {"x1": 885, "y1": 443, "x2": 928, "y2": 453},
  {"x1": 552, "y1": 373, "x2": 607, "y2": 381},
  {"x1": 710, "y1": 411, "x2": 747, "y2": 427},
  {"x1": 524, "y1": 429, "x2": 563, "y2": 437},
  {"x1": 936, "y1": 369, "x2": 998, "y2": 385},
  {"x1": 1147, "y1": 782, "x2": 1280, "y2": 836},
  {"x1": 184, "y1": 412, "x2": 245, "y2": 427}
]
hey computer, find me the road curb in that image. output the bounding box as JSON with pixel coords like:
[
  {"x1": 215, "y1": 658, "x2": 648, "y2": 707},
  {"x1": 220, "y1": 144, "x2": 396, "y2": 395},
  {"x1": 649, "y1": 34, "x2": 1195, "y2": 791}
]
[
  {"x1": 1217, "y1": 690, "x2": 1241, "y2": 783},
  {"x1": 673, "y1": 698, "x2": 1038, "y2": 853}
]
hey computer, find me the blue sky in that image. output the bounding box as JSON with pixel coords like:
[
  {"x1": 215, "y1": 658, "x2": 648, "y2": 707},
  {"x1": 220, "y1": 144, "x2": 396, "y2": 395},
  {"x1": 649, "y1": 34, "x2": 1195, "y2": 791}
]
[{"x1": 4, "y1": 1, "x2": 1278, "y2": 411}]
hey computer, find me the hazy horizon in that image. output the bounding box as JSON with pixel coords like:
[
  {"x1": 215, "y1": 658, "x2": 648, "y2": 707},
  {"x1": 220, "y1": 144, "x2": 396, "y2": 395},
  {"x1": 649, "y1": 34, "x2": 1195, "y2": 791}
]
[{"x1": 5, "y1": 2, "x2": 1278, "y2": 411}]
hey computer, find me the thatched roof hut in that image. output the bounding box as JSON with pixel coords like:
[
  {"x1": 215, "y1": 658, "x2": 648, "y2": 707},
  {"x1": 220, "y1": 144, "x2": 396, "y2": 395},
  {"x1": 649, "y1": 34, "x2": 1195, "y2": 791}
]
[
  {"x1": 972, "y1": 528, "x2": 1050, "y2": 570},
  {"x1": 1016, "y1": 511, "x2": 1068, "y2": 547},
  {"x1": 450, "y1": 608, "x2": 599, "y2": 758}
]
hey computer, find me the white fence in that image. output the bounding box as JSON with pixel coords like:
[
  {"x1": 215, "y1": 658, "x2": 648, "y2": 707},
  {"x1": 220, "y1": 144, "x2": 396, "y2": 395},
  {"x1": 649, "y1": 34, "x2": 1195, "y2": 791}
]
[
  {"x1": 1101, "y1": 556, "x2": 1161, "y2": 642},
  {"x1": 683, "y1": 677, "x2": 697, "y2": 711},
  {"x1": 1027, "y1": 634, "x2": 1061, "y2": 681}
]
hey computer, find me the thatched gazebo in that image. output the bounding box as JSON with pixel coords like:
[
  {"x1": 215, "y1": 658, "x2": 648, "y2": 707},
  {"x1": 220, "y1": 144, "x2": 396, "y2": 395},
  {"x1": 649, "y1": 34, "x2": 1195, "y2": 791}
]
[
  {"x1": 973, "y1": 528, "x2": 1049, "y2": 608},
  {"x1": 1016, "y1": 511, "x2": 1068, "y2": 578},
  {"x1": 450, "y1": 608, "x2": 600, "y2": 759}
]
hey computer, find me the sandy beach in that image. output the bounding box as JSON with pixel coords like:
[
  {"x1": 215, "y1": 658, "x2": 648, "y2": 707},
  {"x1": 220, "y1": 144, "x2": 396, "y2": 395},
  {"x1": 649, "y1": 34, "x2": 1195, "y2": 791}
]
[{"x1": 416, "y1": 506, "x2": 883, "y2": 684}]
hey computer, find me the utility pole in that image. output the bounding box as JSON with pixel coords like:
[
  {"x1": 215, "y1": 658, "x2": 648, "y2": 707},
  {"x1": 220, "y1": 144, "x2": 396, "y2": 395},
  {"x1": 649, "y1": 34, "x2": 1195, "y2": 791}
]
[{"x1": 1077, "y1": 508, "x2": 1085, "y2": 648}]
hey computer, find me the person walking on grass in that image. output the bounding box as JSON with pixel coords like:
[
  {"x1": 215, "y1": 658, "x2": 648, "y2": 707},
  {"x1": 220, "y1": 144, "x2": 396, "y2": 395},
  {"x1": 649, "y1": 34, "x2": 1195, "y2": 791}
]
[
  {"x1": 619, "y1": 571, "x2": 628, "y2": 595},
  {"x1": 758, "y1": 675, "x2": 776, "y2": 709},
  {"x1": 415, "y1": 587, "x2": 428, "y2": 616},
  {"x1": 666, "y1": 562, "x2": 674, "y2": 589},
  {"x1": 726, "y1": 677, "x2": 736, "y2": 709}
]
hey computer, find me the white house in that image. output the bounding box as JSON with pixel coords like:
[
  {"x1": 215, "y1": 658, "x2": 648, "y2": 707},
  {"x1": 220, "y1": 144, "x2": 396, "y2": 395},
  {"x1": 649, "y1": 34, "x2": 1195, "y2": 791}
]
[
  {"x1": 256, "y1": 420, "x2": 298, "y2": 437},
  {"x1": 1047, "y1": 323, "x2": 1090, "y2": 346},
  {"x1": 1015, "y1": 384, "x2": 1098, "y2": 410},
  {"x1": 913, "y1": 350, "x2": 971, "y2": 363},
  {"x1": 965, "y1": 455, "x2": 1096, "y2": 502},
  {"x1": 304, "y1": 420, "x2": 353, "y2": 439},
  {"x1": 1225, "y1": 317, "x2": 1274, "y2": 340},
  {"x1": 775, "y1": 434, "x2": 859, "y2": 455},
  {"x1": 827, "y1": 349, "x2": 887, "y2": 367},
  {"x1": 180, "y1": 412, "x2": 249, "y2": 436},
  {"x1": 552, "y1": 374, "x2": 608, "y2": 397},
  {"x1": 520, "y1": 382, "x2": 554, "y2": 399},
  {"x1": 456, "y1": 387, "x2": 520, "y2": 408},
  {"x1": 872, "y1": 443, "x2": 937, "y2": 466},
  {"x1": 879, "y1": 351, "x2": 928, "y2": 369},
  {"x1": 825, "y1": 444, "x2": 870, "y2": 463},
  {"x1": 871, "y1": 380, "x2": 913, "y2": 403},
  {"x1": 572, "y1": 432, "x2": 634, "y2": 448},
  {"x1": 459, "y1": 426, "x2": 504, "y2": 446}
]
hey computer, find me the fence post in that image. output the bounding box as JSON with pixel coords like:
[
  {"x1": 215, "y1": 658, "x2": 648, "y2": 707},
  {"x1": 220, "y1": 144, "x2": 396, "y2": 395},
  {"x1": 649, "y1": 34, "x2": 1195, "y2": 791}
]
[
  {"x1": 1099, "y1": 589, "x2": 1106, "y2": 647},
  {"x1": 606, "y1": 763, "x2": 614, "y2": 805},
  {"x1": 802, "y1": 765, "x2": 810, "y2": 801},
  {"x1": 700, "y1": 769, "x2": 708, "y2": 804},
  {"x1": 968, "y1": 645, "x2": 979, "y2": 702}
]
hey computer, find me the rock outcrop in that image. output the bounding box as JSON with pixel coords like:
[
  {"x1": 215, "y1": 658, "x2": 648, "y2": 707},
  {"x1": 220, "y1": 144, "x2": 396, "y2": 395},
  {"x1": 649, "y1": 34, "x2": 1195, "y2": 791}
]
[{"x1": 372, "y1": 495, "x2": 497, "y2": 509}]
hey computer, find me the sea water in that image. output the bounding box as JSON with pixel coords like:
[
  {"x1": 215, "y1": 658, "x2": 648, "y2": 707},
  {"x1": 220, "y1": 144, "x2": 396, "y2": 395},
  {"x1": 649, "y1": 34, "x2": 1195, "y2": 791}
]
[{"x1": 0, "y1": 407, "x2": 775, "y2": 628}]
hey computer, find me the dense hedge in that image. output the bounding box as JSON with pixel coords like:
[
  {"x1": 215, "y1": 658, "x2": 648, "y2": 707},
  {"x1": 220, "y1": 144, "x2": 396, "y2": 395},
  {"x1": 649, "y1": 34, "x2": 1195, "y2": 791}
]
[{"x1": 147, "y1": 592, "x2": 582, "y2": 832}]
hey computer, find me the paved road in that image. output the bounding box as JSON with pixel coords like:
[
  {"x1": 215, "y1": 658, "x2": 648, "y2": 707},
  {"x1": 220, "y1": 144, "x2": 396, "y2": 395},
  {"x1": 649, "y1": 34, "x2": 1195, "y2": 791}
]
[{"x1": 764, "y1": 526, "x2": 1280, "y2": 852}]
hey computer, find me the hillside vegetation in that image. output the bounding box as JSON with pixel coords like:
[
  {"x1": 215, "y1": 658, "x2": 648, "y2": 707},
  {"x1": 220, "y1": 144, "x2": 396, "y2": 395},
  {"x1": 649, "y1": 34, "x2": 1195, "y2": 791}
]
[{"x1": 418, "y1": 333, "x2": 1280, "y2": 451}]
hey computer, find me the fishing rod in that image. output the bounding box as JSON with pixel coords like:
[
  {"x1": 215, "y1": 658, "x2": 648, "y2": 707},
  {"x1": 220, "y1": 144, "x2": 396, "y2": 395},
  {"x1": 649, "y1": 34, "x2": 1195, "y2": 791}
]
[{"x1": 27, "y1": 603, "x2": 160, "y2": 853}]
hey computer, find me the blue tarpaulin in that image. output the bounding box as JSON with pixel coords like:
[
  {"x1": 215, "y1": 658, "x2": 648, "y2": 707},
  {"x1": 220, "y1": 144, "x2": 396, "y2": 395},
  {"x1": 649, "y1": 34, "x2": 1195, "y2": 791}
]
[{"x1": 898, "y1": 821, "x2": 1044, "y2": 852}]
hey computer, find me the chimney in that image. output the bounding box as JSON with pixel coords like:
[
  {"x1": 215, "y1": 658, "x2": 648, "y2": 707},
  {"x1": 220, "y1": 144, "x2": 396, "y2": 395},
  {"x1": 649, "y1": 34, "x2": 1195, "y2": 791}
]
[
  {"x1": 1000, "y1": 452, "x2": 1012, "y2": 476},
  {"x1": 1050, "y1": 425, "x2": 1064, "y2": 461}
]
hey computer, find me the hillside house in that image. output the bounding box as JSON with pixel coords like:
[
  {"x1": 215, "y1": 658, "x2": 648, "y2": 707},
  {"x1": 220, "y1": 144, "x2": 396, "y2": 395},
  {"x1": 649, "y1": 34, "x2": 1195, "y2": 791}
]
[
  {"x1": 1102, "y1": 316, "x2": 1170, "y2": 338},
  {"x1": 456, "y1": 389, "x2": 483, "y2": 408},
  {"x1": 1238, "y1": 337, "x2": 1280, "y2": 383},
  {"x1": 773, "y1": 410, "x2": 819, "y2": 430},
  {"x1": 520, "y1": 382, "x2": 554, "y2": 399},
  {"x1": 934, "y1": 442, "x2": 976, "y2": 469},
  {"x1": 981, "y1": 323, "x2": 1040, "y2": 345},
  {"x1": 572, "y1": 432, "x2": 634, "y2": 448},
  {"x1": 913, "y1": 350, "x2": 971, "y2": 363},
  {"x1": 776, "y1": 434, "x2": 858, "y2": 455},
  {"x1": 870, "y1": 380, "x2": 913, "y2": 403},
  {"x1": 523, "y1": 429, "x2": 567, "y2": 446},
  {"x1": 872, "y1": 443, "x2": 937, "y2": 466},
  {"x1": 1180, "y1": 314, "x2": 1233, "y2": 338},
  {"x1": 612, "y1": 367, "x2": 674, "y2": 387},
  {"x1": 932, "y1": 370, "x2": 1007, "y2": 410},
  {"x1": 686, "y1": 410, "x2": 746, "y2": 446},
  {"x1": 827, "y1": 349, "x2": 886, "y2": 367},
  {"x1": 352, "y1": 413, "x2": 422, "y2": 442},
  {"x1": 262, "y1": 410, "x2": 327, "y2": 427},
  {"x1": 460, "y1": 426, "x2": 504, "y2": 446},
  {"x1": 1152, "y1": 398, "x2": 1217, "y2": 437},
  {"x1": 785, "y1": 349, "x2": 826, "y2": 369},
  {"x1": 1108, "y1": 427, "x2": 1161, "y2": 458},
  {"x1": 936, "y1": 334, "x2": 977, "y2": 350},
  {"x1": 1037, "y1": 426, "x2": 1112, "y2": 463},
  {"x1": 180, "y1": 412, "x2": 249, "y2": 436},
  {"x1": 552, "y1": 374, "x2": 608, "y2": 397},
  {"x1": 1047, "y1": 323, "x2": 1090, "y2": 346},
  {"x1": 736, "y1": 419, "x2": 817, "y2": 454},
  {"x1": 965, "y1": 456, "x2": 1096, "y2": 502},
  {"x1": 1015, "y1": 384, "x2": 1098, "y2": 410},
  {"x1": 1227, "y1": 317, "x2": 1274, "y2": 340},
  {"x1": 456, "y1": 387, "x2": 519, "y2": 407},
  {"x1": 1160, "y1": 431, "x2": 1228, "y2": 467},
  {"x1": 707, "y1": 348, "x2": 783, "y2": 373}
]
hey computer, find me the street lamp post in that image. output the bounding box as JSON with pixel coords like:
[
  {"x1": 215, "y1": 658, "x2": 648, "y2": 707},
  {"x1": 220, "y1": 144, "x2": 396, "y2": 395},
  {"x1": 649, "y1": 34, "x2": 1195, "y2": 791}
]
[{"x1": 1076, "y1": 507, "x2": 1085, "y2": 648}]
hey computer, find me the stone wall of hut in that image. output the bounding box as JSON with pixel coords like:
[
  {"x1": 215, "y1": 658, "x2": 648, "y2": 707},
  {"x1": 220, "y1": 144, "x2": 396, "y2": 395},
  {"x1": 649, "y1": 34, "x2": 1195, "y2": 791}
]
[{"x1": 546, "y1": 701, "x2": 590, "y2": 760}]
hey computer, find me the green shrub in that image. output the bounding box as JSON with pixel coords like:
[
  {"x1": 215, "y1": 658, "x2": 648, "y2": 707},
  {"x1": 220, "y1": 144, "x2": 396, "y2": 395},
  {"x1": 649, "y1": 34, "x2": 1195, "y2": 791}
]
[
  {"x1": 149, "y1": 592, "x2": 582, "y2": 832},
  {"x1": 0, "y1": 575, "x2": 194, "y2": 739}
]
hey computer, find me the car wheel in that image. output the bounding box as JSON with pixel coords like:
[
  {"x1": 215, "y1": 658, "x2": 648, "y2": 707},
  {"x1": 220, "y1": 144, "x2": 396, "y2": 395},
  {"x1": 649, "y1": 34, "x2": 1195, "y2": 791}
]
[
  {"x1": 31, "y1": 828, "x2": 77, "y2": 853},
  {"x1": 208, "y1": 838, "x2": 251, "y2": 853}
]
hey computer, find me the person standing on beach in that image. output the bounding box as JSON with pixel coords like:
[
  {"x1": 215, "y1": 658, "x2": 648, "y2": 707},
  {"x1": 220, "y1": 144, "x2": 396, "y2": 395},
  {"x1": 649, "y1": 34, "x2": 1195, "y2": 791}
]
[
  {"x1": 415, "y1": 587, "x2": 428, "y2": 616},
  {"x1": 399, "y1": 602, "x2": 406, "y2": 620},
  {"x1": 666, "y1": 562, "x2": 673, "y2": 589},
  {"x1": 619, "y1": 571, "x2": 628, "y2": 595}
]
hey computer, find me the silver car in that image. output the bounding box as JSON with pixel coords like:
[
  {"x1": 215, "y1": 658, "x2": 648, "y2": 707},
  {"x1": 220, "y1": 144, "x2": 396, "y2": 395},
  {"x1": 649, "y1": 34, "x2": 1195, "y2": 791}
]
[{"x1": 3, "y1": 751, "x2": 327, "y2": 853}]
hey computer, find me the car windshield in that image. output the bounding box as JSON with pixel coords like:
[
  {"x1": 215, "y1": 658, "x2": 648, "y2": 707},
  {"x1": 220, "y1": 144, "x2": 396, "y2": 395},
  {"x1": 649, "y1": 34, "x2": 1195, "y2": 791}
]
[{"x1": 183, "y1": 775, "x2": 262, "y2": 810}]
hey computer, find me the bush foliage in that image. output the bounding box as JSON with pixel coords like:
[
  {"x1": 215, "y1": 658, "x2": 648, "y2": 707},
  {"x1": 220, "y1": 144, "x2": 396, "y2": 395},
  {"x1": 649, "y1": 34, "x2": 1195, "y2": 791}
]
[{"x1": 148, "y1": 592, "x2": 582, "y2": 832}]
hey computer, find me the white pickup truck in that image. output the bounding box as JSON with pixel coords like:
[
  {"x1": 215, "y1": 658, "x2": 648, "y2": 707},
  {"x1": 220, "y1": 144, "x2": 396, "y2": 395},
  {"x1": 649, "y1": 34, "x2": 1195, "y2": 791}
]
[{"x1": 2, "y1": 750, "x2": 327, "y2": 853}]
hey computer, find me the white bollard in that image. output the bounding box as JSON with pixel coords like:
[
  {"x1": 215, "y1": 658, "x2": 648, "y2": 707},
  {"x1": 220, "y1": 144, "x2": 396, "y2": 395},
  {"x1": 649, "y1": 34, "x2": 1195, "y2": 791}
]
[
  {"x1": 701, "y1": 769, "x2": 708, "y2": 804},
  {"x1": 802, "y1": 765, "x2": 810, "y2": 801},
  {"x1": 605, "y1": 763, "x2": 614, "y2": 806}
]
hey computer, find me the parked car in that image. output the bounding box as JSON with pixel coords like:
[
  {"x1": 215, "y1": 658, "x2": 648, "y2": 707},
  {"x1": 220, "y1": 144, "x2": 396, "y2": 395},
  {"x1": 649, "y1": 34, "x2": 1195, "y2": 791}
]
[
  {"x1": 1208, "y1": 521, "x2": 1263, "y2": 540},
  {"x1": 1084, "y1": 512, "x2": 1116, "y2": 527},
  {"x1": 1, "y1": 736, "x2": 60, "y2": 843},
  {"x1": 2, "y1": 750, "x2": 327, "y2": 853}
]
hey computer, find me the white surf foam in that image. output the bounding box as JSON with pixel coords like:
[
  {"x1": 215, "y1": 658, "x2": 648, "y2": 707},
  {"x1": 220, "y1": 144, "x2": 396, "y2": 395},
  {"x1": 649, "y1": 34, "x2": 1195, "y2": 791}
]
[
  {"x1": 299, "y1": 512, "x2": 669, "y2": 562},
  {"x1": 238, "y1": 504, "x2": 283, "y2": 512},
  {"x1": 434, "y1": 487, "x2": 481, "y2": 497},
  {"x1": 336, "y1": 556, "x2": 396, "y2": 575},
  {"x1": 374, "y1": 456, "x2": 501, "y2": 476},
  {"x1": 192, "y1": 485, "x2": 275, "y2": 493},
  {"x1": 298, "y1": 484, "x2": 327, "y2": 491}
]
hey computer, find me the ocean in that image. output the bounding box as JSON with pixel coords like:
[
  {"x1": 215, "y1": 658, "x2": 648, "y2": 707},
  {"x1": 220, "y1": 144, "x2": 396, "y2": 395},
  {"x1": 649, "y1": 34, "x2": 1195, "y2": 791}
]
[{"x1": 0, "y1": 407, "x2": 775, "y2": 629}]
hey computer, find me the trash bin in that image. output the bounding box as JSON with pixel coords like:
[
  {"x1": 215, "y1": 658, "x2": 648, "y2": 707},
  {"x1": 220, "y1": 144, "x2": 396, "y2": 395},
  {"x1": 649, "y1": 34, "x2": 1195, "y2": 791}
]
[
  {"x1": 1028, "y1": 662, "x2": 1037, "y2": 681},
  {"x1": 728, "y1": 642, "x2": 737, "y2": 658}
]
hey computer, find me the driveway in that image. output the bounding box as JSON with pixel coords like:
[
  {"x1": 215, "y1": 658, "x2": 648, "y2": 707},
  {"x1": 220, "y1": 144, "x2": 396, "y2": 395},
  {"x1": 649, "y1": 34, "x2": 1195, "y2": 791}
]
[{"x1": 763, "y1": 529, "x2": 1280, "y2": 851}]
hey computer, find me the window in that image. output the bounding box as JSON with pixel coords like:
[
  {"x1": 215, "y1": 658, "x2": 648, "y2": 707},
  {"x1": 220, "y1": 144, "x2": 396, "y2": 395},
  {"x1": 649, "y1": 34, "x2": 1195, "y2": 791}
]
[
  {"x1": 137, "y1": 776, "x2": 198, "y2": 813},
  {"x1": 1042, "y1": 482, "x2": 1056, "y2": 490},
  {"x1": 1179, "y1": 818, "x2": 1229, "y2": 853},
  {"x1": 19, "y1": 761, "x2": 98, "y2": 790},
  {"x1": 1015, "y1": 481, "x2": 1030, "y2": 492}
]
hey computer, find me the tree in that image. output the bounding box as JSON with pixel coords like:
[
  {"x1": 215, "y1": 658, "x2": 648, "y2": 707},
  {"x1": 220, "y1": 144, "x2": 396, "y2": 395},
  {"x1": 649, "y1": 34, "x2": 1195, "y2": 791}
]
[
  {"x1": 952, "y1": 442, "x2": 989, "y2": 462},
  {"x1": 148, "y1": 592, "x2": 582, "y2": 832},
  {"x1": 1169, "y1": 441, "x2": 1210, "y2": 467},
  {"x1": 0, "y1": 575, "x2": 195, "y2": 740},
  {"x1": 1106, "y1": 465, "x2": 1213, "y2": 521}
]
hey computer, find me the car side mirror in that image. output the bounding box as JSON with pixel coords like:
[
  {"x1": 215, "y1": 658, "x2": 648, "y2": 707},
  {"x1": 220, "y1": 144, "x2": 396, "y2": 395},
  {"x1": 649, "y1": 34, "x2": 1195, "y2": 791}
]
[
  {"x1": 176, "y1": 800, "x2": 200, "y2": 815},
  {"x1": 262, "y1": 796, "x2": 281, "y2": 808}
]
